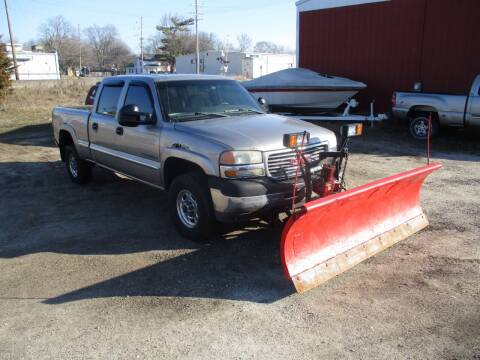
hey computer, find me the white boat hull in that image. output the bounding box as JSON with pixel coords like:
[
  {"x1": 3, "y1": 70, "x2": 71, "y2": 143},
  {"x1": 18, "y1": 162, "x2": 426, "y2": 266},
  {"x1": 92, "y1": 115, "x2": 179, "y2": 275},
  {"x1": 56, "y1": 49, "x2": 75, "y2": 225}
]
[{"x1": 249, "y1": 89, "x2": 360, "y2": 112}]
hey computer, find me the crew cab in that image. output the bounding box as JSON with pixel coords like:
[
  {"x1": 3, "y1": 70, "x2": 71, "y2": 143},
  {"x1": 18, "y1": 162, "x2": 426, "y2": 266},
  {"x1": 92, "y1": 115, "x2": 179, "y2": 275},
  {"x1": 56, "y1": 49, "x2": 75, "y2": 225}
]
[
  {"x1": 52, "y1": 75, "x2": 337, "y2": 240},
  {"x1": 392, "y1": 75, "x2": 480, "y2": 139}
]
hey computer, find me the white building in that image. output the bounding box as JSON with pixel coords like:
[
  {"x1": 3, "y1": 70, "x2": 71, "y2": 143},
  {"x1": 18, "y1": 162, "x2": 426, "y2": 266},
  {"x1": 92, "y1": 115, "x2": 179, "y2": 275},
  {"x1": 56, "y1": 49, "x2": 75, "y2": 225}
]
[
  {"x1": 6, "y1": 43, "x2": 60, "y2": 80},
  {"x1": 125, "y1": 58, "x2": 169, "y2": 74},
  {"x1": 175, "y1": 51, "x2": 296, "y2": 79}
]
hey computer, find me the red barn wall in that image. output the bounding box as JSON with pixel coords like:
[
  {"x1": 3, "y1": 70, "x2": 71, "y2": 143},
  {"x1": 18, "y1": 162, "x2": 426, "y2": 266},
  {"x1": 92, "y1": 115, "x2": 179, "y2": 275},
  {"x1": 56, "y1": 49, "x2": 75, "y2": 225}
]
[{"x1": 299, "y1": 0, "x2": 480, "y2": 112}]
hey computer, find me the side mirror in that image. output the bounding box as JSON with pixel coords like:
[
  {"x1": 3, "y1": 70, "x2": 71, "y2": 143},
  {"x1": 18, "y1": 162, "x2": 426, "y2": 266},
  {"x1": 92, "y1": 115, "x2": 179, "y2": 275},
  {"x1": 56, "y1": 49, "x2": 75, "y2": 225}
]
[
  {"x1": 257, "y1": 97, "x2": 269, "y2": 112},
  {"x1": 118, "y1": 104, "x2": 155, "y2": 127}
]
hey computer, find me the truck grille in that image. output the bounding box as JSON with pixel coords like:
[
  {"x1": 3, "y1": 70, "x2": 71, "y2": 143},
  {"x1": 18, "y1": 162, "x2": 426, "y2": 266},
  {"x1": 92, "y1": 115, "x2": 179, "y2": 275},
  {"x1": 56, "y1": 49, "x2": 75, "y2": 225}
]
[{"x1": 266, "y1": 142, "x2": 329, "y2": 180}]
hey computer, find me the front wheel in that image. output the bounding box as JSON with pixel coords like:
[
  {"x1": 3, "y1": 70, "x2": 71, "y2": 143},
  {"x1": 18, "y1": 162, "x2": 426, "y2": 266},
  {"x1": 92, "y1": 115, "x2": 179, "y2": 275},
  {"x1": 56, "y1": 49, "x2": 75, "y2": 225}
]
[
  {"x1": 168, "y1": 172, "x2": 215, "y2": 242},
  {"x1": 409, "y1": 115, "x2": 440, "y2": 140}
]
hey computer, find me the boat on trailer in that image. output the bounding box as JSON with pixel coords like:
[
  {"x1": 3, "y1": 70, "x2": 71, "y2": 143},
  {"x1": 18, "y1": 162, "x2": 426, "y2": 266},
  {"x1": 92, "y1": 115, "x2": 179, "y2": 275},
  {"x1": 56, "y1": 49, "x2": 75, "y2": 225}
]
[{"x1": 242, "y1": 68, "x2": 367, "y2": 113}]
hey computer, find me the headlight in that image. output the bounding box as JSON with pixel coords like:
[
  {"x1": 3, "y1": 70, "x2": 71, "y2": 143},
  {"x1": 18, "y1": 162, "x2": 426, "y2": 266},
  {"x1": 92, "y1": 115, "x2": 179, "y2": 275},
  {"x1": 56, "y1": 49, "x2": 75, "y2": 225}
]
[
  {"x1": 219, "y1": 151, "x2": 265, "y2": 179},
  {"x1": 219, "y1": 151, "x2": 263, "y2": 165}
]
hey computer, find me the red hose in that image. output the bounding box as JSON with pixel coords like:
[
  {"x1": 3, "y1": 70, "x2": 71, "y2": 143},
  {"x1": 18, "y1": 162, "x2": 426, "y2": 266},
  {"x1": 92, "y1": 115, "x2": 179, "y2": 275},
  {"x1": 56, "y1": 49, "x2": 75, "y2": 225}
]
[{"x1": 427, "y1": 113, "x2": 431, "y2": 165}]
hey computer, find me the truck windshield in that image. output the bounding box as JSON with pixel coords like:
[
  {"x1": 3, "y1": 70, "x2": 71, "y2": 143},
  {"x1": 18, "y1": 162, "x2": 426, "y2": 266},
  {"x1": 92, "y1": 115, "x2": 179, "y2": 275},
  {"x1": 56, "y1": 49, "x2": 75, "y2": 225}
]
[{"x1": 156, "y1": 80, "x2": 263, "y2": 122}]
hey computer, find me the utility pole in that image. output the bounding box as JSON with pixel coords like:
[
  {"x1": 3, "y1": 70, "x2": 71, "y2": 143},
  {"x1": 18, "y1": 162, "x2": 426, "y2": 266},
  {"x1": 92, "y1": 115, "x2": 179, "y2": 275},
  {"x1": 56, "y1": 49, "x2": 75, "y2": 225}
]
[
  {"x1": 195, "y1": 0, "x2": 200, "y2": 74},
  {"x1": 78, "y1": 24, "x2": 82, "y2": 72},
  {"x1": 140, "y1": 16, "x2": 144, "y2": 74},
  {"x1": 4, "y1": 0, "x2": 19, "y2": 80}
]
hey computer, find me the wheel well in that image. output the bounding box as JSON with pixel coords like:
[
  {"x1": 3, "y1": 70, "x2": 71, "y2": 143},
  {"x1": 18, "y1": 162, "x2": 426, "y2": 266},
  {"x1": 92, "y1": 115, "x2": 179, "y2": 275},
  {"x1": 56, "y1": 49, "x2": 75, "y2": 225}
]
[
  {"x1": 408, "y1": 106, "x2": 438, "y2": 120},
  {"x1": 58, "y1": 130, "x2": 74, "y2": 162},
  {"x1": 163, "y1": 157, "x2": 206, "y2": 189}
]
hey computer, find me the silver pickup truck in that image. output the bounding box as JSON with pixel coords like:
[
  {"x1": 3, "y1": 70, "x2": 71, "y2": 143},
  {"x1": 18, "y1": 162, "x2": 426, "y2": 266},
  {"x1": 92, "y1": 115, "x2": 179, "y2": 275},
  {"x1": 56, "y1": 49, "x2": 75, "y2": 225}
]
[
  {"x1": 53, "y1": 75, "x2": 337, "y2": 240},
  {"x1": 392, "y1": 75, "x2": 480, "y2": 139}
]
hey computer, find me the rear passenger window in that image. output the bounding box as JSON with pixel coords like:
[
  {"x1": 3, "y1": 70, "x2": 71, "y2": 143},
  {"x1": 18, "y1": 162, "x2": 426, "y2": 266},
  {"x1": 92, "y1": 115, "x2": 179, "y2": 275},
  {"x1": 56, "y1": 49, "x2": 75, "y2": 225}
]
[
  {"x1": 96, "y1": 85, "x2": 123, "y2": 116},
  {"x1": 124, "y1": 85, "x2": 154, "y2": 114}
]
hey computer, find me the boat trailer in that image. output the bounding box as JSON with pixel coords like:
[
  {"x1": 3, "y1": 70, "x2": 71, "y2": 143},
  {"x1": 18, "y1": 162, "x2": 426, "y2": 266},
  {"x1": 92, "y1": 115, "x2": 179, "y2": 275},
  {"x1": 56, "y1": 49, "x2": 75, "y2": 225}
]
[{"x1": 279, "y1": 99, "x2": 388, "y2": 125}]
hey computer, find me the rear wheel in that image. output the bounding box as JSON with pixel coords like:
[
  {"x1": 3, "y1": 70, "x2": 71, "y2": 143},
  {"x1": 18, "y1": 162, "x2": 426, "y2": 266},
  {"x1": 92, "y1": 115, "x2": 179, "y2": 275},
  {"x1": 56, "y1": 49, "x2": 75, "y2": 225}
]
[
  {"x1": 168, "y1": 172, "x2": 215, "y2": 242},
  {"x1": 409, "y1": 114, "x2": 440, "y2": 140},
  {"x1": 65, "y1": 145, "x2": 92, "y2": 184}
]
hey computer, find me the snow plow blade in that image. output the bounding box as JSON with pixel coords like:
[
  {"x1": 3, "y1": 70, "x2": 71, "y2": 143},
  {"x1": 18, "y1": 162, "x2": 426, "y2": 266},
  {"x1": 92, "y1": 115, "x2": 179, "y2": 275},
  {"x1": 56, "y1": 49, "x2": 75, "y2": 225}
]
[{"x1": 281, "y1": 163, "x2": 442, "y2": 293}]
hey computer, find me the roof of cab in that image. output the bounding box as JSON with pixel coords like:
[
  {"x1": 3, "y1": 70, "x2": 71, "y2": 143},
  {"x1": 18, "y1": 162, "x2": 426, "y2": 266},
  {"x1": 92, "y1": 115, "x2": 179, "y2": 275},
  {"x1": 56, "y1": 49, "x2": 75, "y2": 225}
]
[{"x1": 103, "y1": 74, "x2": 230, "y2": 83}]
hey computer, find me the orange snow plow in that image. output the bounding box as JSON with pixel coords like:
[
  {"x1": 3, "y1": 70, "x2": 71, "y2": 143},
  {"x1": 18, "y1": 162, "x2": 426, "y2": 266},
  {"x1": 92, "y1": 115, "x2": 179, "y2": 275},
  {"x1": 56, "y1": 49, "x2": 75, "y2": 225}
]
[{"x1": 280, "y1": 126, "x2": 441, "y2": 293}]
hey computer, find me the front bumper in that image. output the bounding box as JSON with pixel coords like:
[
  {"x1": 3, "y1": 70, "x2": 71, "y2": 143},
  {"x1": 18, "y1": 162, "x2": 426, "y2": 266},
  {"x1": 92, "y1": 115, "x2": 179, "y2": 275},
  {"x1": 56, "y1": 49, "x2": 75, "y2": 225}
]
[{"x1": 208, "y1": 176, "x2": 305, "y2": 222}]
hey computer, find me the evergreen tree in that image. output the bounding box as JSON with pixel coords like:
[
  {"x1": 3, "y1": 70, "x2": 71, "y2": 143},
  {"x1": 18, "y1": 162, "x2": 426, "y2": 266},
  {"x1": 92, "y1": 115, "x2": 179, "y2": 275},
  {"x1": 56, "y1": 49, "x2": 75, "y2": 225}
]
[
  {"x1": 156, "y1": 16, "x2": 195, "y2": 72},
  {"x1": 0, "y1": 37, "x2": 14, "y2": 99}
]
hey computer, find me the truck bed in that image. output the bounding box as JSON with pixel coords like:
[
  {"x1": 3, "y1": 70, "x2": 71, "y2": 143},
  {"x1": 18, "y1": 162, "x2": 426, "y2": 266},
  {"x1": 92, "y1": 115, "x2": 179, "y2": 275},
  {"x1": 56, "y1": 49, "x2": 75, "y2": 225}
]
[{"x1": 52, "y1": 106, "x2": 92, "y2": 152}]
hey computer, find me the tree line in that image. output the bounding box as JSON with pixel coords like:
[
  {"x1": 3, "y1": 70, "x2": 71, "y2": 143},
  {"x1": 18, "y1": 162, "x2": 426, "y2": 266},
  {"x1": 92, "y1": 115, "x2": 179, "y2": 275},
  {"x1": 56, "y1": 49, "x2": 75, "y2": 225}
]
[{"x1": 8, "y1": 14, "x2": 293, "y2": 75}]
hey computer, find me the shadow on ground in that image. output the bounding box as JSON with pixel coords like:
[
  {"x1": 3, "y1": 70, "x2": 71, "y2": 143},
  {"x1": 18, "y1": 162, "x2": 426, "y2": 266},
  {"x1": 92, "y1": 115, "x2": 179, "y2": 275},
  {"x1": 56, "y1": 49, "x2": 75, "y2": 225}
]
[
  {"x1": 0, "y1": 157, "x2": 294, "y2": 304},
  {"x1": 42, "y1": 225, "x2": 294, "y2": 305},
  {"x1": 0, "y1": 123, "x2": 55, "y2": 147}
]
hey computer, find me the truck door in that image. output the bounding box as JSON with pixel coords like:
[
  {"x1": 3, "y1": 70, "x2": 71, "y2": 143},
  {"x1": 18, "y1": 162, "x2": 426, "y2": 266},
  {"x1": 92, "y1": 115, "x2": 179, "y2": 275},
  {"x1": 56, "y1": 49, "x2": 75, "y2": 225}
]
[
  {"x1": 466, "y1": 79, "x2": 480, "y2": 128},
  {"x1": 113, "y1": 81, "x2": 162, "y2": 186},
  {"x1": 89, "y1": 82, "x2": 125, "y2": 169}
]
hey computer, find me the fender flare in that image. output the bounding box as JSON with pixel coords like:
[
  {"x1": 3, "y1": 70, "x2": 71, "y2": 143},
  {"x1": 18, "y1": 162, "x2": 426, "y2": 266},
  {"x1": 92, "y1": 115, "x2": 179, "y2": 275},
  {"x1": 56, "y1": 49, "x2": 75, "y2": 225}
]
[
  {"x1": 161, "y1": 148, "x2": 218, "y2": 182},
  {"x1": 58, "y1": 124, "x2": 80, "y2": 148}
]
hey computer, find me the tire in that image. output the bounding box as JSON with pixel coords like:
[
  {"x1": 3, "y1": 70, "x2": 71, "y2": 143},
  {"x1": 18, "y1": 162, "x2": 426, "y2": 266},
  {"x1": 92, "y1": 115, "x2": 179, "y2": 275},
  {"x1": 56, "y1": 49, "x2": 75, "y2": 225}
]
[
  {"x1": 65, "y1": 145, "x2": 92, "y2": 185},
  {"x1": 168, "y1": 172, "x2": 216, "y2": 242},
  {"x1": 409, "y1": 114, "x2": 440, "y2": 140}
]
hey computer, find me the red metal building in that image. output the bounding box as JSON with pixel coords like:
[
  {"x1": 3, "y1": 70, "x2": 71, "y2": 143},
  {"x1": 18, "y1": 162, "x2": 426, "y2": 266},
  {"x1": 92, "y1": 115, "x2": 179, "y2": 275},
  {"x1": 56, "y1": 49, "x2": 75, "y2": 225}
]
[{"x1": 296, "y1": 0, "x2": 480, "y2": 111}]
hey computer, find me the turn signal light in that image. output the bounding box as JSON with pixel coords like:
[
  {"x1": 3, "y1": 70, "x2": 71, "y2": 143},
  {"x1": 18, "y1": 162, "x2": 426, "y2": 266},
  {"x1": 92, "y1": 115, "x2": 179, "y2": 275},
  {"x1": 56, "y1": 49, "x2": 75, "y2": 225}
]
[
  {"x1": 283, "y1": 132, "x2": 310, "y2": 149},
  {"x1": 341, "y1": 123, "x2": 363, "y2": 138}
]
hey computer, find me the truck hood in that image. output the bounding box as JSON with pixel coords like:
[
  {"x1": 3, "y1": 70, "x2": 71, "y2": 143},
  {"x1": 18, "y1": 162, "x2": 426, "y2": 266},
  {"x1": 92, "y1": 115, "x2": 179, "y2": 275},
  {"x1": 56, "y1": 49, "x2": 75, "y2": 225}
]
[{"x1": 173, "y1": 114, "x2": 337, "y2": 152}]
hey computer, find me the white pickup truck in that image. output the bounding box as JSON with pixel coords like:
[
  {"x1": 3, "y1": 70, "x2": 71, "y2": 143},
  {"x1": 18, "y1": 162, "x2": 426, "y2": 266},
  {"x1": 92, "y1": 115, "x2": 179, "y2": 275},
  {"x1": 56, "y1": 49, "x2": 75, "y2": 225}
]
[{"x1": 392, "y1": 75, "x2": 480, "y2": 139}]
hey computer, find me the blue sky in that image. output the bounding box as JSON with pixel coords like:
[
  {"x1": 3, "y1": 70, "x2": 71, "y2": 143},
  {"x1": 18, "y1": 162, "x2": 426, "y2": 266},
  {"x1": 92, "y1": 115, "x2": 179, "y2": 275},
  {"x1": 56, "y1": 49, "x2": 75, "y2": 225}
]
[{"x1": 1, "y1": 0, "x2": 297, "y2": 53}]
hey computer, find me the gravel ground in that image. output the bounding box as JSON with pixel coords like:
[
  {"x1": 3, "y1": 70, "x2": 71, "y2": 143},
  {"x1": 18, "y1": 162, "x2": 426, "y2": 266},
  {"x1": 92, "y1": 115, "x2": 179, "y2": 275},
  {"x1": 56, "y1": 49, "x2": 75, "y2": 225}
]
[{"x1": 0, "y1": 123, "x2": 479, "y2": 360}]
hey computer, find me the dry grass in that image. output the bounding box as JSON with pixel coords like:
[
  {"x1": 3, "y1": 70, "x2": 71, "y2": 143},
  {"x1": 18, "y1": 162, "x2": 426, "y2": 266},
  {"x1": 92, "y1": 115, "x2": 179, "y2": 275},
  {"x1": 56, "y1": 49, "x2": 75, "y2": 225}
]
[{"x1": 0, "y1": 79, "x2": 98, "y2": 133}]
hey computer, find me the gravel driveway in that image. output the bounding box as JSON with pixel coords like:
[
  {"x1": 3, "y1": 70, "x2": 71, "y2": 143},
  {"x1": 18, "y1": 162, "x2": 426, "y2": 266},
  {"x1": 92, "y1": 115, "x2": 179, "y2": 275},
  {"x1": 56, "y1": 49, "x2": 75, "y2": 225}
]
[{"x1": 0, "y1": 123, "x2": 479, "y2": 359}]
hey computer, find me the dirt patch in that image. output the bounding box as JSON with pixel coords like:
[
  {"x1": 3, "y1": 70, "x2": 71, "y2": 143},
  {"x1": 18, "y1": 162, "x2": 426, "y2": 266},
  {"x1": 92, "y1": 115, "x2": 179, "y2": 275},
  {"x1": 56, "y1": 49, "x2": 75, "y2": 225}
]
[{"x1": 0, "y1": 123, "x2": 479, "y2": 359}]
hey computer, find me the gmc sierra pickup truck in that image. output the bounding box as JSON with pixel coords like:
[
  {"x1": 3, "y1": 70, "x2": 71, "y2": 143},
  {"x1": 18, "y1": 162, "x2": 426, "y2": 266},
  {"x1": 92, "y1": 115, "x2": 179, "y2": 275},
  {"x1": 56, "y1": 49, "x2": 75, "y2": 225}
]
[
  {"x1": 52, "y1": 75, "x2": 337, "y2": 240},
  {"x1": 392, "y1": 74, "x2": 480, "y2": 139}
]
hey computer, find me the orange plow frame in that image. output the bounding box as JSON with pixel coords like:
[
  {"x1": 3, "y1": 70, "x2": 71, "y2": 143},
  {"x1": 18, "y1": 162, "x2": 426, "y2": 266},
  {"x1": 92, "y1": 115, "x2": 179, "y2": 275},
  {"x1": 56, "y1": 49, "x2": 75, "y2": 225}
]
[{"x1": 281, "y1": 163, "x2": 442, "y2": 293}]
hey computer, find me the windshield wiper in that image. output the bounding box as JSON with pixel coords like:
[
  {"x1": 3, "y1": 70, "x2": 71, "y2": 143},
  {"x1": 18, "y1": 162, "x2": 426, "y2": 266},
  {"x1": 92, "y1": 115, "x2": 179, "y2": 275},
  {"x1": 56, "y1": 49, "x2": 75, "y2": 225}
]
[
  {"x1": 223, "y1": 108, "x2": 263, "y2": 115},
  {"x1": 169, "y1": 112, "x2": 228, "y2": 122}
]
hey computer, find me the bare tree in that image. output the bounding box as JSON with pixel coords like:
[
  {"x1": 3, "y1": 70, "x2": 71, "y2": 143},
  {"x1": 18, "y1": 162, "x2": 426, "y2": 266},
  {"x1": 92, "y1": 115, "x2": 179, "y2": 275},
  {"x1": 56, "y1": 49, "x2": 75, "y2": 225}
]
[
  {"x1": 253, "y1": 41, "x2": 286, "y2": 54},
  {"x1": 39, "y1": 15, "x2": 80, "y2": 72},
  {"x1": 84, "y1": 24, "x2": 132, "y2": 70},
  {"x1": 237, "y1": 33, "x2": 252, "y2": 52}
]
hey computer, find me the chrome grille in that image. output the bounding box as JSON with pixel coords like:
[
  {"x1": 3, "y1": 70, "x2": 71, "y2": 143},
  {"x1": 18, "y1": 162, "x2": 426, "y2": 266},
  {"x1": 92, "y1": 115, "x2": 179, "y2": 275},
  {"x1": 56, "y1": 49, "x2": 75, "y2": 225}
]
[{"x1": 267, "y1": 142, "x2": 328, "y2": 180}]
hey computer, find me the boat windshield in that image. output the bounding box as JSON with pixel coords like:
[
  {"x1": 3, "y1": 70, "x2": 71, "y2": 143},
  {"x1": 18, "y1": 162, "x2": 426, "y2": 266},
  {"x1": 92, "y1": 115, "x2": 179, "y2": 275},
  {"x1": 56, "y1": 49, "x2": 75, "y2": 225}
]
[{"x1": 156, "y1": 80, "x2": 263, "y2": 122}]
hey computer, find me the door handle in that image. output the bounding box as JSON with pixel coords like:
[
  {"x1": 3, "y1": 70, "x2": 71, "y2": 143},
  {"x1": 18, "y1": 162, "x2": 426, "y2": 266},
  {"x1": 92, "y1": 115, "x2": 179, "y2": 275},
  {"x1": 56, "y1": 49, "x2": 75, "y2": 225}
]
[
  {"x1": 116, "y1": 127, "x2": 124, "y2": 136},
  {"x1": 92, "y1": 122, "x2": 98, "y2": 131}
]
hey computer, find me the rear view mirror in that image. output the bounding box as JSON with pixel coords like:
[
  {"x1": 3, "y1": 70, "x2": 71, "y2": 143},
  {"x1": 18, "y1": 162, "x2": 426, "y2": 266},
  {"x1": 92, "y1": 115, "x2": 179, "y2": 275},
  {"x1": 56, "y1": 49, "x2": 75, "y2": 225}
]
[{"x1": 118, "y1": 104, "x2": 155, "y2": 127}]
